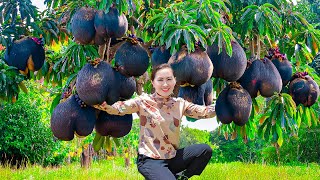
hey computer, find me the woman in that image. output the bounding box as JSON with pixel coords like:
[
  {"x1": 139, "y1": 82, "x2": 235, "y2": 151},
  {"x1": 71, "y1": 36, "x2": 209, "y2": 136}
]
[{"x1": 93, "y1": 63, "x2": 216, "y2": 180}]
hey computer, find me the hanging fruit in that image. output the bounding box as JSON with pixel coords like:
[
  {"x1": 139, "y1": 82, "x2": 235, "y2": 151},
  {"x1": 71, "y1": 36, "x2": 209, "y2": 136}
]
[
  {"x1": 207, "y1": 40, "x2": 247, "y2": 82},
  {"x1": 168, "y1": 45, "x2": 213, "y2": 86},
  {"x1": 289, "y1": 72, "x2": 319, "y2": 107},
  {"x1": 215, "y1": 82, "x2": 252, "y2": 126}
]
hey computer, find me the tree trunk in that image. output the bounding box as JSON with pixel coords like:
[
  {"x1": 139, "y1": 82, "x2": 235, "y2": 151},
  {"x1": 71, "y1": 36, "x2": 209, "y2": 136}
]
[
  {"x1": 80, "y1": 144, "x2": 94, "y2": 168},
  {"x1": 124, "y1": 147, "x2": 130, "y2": 168},
  {"x1": 257, "y1": 35, "x2": 261, "y2": 59},
  {"x1": 250, "y1": 37, "x2": 256, "y2": 59}
]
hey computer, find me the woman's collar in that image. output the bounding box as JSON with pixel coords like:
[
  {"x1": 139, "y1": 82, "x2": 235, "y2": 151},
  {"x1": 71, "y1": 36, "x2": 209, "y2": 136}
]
[{"x1": 152, "y1": 93, "x2": 171, "y2": 102}]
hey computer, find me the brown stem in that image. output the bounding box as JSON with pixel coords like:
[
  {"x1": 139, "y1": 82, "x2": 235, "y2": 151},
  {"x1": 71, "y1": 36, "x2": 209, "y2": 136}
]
[
  {"x1": 257, "y1": 35, "x2": 261, "y2": 59},
  {"x1": 59, "y1": 27, "x2": 69, "y2": 34},
  {"x1": 229, "y1": 82, "x2": 241, "y2": 89},
  {"x1": 130, "y1": 16, "x2": 143, "y2": 29},
  {"x1": 0, "y1": 12, "x2": 3, "y2": 24},
  {"x1": 135, "y1": 72, "x2": 150, "y2": 95},
  {"x1": 106, "y1": 38, "x2": 111, "y2": 63},
  {"x1": 141, "y1": 40, "x2": 154, "y2": 57},
  {"x1": 130, "y1": 25, "x2": 135, "y2": 35},
  {"x1": 98, "y1": 44, "x2": 106, "y2": 60},
  {"x1": 250, "y1": 37, "x2": 255, "y2": 59}
]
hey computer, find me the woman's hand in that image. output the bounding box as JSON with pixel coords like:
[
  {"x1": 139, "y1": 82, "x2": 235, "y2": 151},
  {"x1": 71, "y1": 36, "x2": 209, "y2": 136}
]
[
  {"x1": 100, "y1": 101, "x2": 107, "y2": 107},
  {"x1": 92, "y1": 101, "x2": 107, "y2": 110}
]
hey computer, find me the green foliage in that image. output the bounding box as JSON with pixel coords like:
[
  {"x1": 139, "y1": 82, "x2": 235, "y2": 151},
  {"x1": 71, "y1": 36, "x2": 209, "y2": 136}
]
[
  {"x1": 261, "y1": 126, "x2": 320, "y2": 165},
  {"x1": 294, "y1": 0, "x2": 320, "y2": 25},
  {"x1": 212, "y1": 138, "x2": 264, "y2": 163},
  {"x1": 0, "y1": 58, "x2": 25, "y2": 103},
  {"x1": 0, "y1": 0, "x2": 38, "y2": 25},
  {"x1": 239, "y1": 3, "x2": 281, "y2": 39},
  {"x1": 44, "y1": 0, "x2": 148, "y2": 15},
  {"x1": 258, "y1": 93, "x2": 298, "y2": 147},
  {"x1": 0, "y1": 0, "x2": 43, "y2": 46},
  {"x1": 179, "y1": 126, "x2": 215, "y2": 149},
  {"x1": 144, "y1": 0, "x2": 233, "y2": 54},
  {"x1": 0, "y1": 91, "x2": 61, "y2": 166},
  {"x1": 50, "y1": 42, "x2": 98, "y2": 84}
]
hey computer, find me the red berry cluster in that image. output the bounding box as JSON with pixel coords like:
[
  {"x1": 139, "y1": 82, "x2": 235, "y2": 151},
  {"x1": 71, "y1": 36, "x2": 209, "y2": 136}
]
[{"x1": 267, "y1": 47, "x2": 286, "y2": 60}]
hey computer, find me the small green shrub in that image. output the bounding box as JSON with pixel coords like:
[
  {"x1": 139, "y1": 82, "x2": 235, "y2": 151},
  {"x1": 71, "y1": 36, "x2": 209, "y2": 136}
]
[{"x1": 0, "y1": 91, "x2": 63, "y2": 166}]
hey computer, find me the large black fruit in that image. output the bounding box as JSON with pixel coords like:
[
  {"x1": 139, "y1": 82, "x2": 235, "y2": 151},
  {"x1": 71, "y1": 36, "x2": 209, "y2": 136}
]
[
  {"x1": 115, "y1": 40, "x2": 149, "y2": 77},
  {"x1": 4, "y1": 37, "x2": 45, "y2": 75},
  {"x1": 237, "y1": 60, "x2": 261, "y2": 98},
  {"x1": 204, "y1": 79, "x2": 213, "y2": 105},
  {"x1": 239, "y1": 58, "x2": 282, "y2": 98},
  {"x1": 93, "y1": 10, "x2": 107, "y2": 45},
  {"x1": 215, "y1": 82, "x2": 252, "y2": 126},
  {"x1": 151, "y1": 46, "x2": 171, "y2": 67},
  {"x1": 258, "y1": 58, "x2": 282, "y2": 97},
  {"x1": 95, "y1": 111, "x2": 133, "y2": 137},
  {"x1": 94, "y1": 10, "x2": 107, "y2": 37},
  {"x1": 267, "y1": 47, "x2": 293, "y2": 86},
  {"x1": 71, "y1": 7, "x2": 96, "y2": 44},
  {"x1": 76, "y1": 61, "x2": 118, "y2": 105},
  {"x1": 178, "y1": 84, "x2": 206, "y2": 105},
  {"x1": 105, "y1": 7, "x2": 128, "y2": 38},
  {"x1": 50, "y1": 95, "x2": 96, "y2": 141},
  {"x1": 168, "y1": 46, "x2": 213, "y2": 86},
  {"x1": 178, "y1": 79, "x2": 212, "y2": 105},
  {"x1": 207, "y1": 40, "x2": 247, "y2": 82},
  {"x1": 289, "y1": 72, "x2": 319, "y2": 107},
  {"x1": 114, "y1": 70, "x2": 136, "y2": 100}
]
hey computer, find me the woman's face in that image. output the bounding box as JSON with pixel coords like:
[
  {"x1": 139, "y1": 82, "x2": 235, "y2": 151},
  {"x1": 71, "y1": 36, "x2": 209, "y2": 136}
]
[{"x1": 152, "y1": 68, "x2": 176, "y2": 98}]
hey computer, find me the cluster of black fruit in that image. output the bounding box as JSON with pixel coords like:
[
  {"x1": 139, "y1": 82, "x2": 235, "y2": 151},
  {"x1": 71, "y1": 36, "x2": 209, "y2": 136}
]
[
  {"x1": 163, "y1": 39, "x2": 317, "y2": 126},
  {"x1": 51, "y1": 59, "x2": 137, "y2": 141},
  {"x1": 150, "y1": 40, "x2": 251, "y2": 126},
  {"x1": 207, "y1": 40, "x2": 252, "y2": 126},
  {"x1": 71, "y1": 6, "x2": 128, "y2": 45},
  {"x1": 289, "y1": 72, "x2": 319, "y2": 107},
  {"x1": 51, "y1": 5, "x2": 151, "y2": 141},
  {"x1": 51, "y1": 95, "x2": 96, "y2": 141},
  {"x1": 4, "y1": 37, "x2": 45, "y2": 76}
]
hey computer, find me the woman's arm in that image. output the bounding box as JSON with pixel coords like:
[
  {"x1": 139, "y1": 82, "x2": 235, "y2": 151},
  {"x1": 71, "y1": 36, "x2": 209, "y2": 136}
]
[
  {"x1": 93, "y1": 98, "x2": 140, "y2": 115},
  {"x1": 183, "y1": 100, "x2": 216, "y2": 119}
]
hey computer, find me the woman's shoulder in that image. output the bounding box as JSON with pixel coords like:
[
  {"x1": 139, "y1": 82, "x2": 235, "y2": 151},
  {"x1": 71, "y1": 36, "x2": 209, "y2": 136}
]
[
  {"x1": 173, "y1": 96, "x2": 185, "y2": 102},
  {"x1": 139, "y1": 93, "x2": 152, "y2": 99}
]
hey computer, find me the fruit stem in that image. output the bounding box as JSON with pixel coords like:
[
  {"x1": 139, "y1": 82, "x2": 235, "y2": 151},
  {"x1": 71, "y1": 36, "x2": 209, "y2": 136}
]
[
  {"x1": 229, "y1": 82, "x2": 241, "y2": 89},
  {"x1": 106, "y1": 38, "x2": 111, "y2": 63},
  {"x1": 98, "y1": 44, "x2": 106, "y2": 60}
]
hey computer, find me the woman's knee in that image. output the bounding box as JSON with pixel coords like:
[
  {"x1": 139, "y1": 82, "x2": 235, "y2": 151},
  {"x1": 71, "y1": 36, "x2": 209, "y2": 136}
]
[{"x1": 198, "y1": 144, "x2": 212, "y2": 156}]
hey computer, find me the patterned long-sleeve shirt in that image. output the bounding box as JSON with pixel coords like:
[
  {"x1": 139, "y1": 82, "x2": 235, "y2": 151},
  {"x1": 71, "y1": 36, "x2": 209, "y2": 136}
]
[{"x1": 93, "y1": 93, "x2": 216, "y2": 159}]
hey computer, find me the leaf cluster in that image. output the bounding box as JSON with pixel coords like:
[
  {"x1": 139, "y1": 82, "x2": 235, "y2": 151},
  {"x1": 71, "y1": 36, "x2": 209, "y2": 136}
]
[
  {"x1": 0, "y1": 58, "x2": 25, "y2": 103},
  {"x1": 144, "y1": 0, "x2": 234, "y2": 54}
]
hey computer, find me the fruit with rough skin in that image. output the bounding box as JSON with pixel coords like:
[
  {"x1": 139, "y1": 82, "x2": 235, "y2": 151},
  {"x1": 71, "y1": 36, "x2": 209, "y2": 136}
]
[
  {"x1": 207, "y1": 40, "x2": 247, "y2": 82},
  {"x1": 115, "y1": 40, "x2": 149, "y2": 77},
  {"x1": 76, "y1": 61, "x2": 118, "y2": 105},
  {"x1": 95, "y1": 111, "x2": 133, "y2": 137},
  {"x1": 216, "y1": 82, "x2": 252, "y2": 126},
  {"x1": 168, "y1": 47, "x2": 213, "y2": 86},
  {"x1": 71, "y1": 7, "x2": 96, "y2": 44}
]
